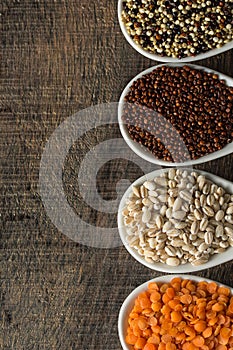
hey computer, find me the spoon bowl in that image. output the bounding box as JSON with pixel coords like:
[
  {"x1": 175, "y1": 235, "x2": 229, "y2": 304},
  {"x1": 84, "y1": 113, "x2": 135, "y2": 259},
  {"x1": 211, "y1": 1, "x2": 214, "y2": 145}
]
[
  {"x1": 118, "y1": 63, "x2": 233, "y2": 166},
  {"x1": 118, "y1": 0, "x2": 233, "y2": 62},
  {"x1": 118, "y1": 168, "x2": 233, "y2": 273},
  {"x1": 118, "y1": 274, "x2": 233, "y2": 350}
]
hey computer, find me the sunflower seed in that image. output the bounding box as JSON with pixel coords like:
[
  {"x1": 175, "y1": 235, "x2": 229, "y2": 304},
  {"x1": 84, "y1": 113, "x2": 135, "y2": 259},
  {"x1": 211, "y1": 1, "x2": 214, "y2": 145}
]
[
  {"x1": 190, "y1": 233, "x2": 197, "y2": 241},
  {"x1": 162, "y1": 221, "x2": 172, "y2": 232},
  {"x1": 200, "y1": 218, "x2": 209, "y2": 231},
  {"x1": 189, "y1": 205, "x2": 195, "y2": 213},
  {"x1": 165, "y1": 207, "x2": 173, "y2": 219},
  {"x1": 165, "y1": 246, "x2": 177, "y2": 257},
  {"x1": 168, "y1": 180, "x2": 177, "y2": 189},
  {"x1": 140, "y1": 185, "x2": 148, "y2": 198},
  {"x1": 215, "y1": 210, "x2": 225, "y2": 221},
  {"x1": 127, "y1": 235, "x2": 137, "y2": 244},
  {"x1": 145, "y1": 257, "x2": 154, "y2": 263},
  {"x1": 217, "y1": 187, "x2": 225, "y2": 196},
  {"x1": 212, "y1": 202, "x2": 220, "y2": 212},
  {"x1": 148, "y1": 190, "x2": 159, "y2": 197},
  {"x1": 168, "y1": 196, "x2": 175, "y2": 208},
  {"x1": 186, "y1": 184, "x2": 192, "y2": 191},
  {"x1": 147, "y1": 238, "x2": 156, "y2": 249},
  {"x1": 207, "y1": 194, "x2": 215, "y2": 206},
  {"x1": 144, "y1": 249, "x2": 155, "y2": 258},
  {"x1": 204, "y1": 231, "x2": 213, "y2": 245},
  {"x1": 172, "y1": 210, "x2": 186, "y2": 220},
  {"x1": 226, "y1": 206, "x2": 233, "y2": 215},
  {"x1": 206, "y1": 225, "x2": 215, "y2": 232},
  {"x1": 221, "y1": 203, "x2": 228, "y2": 211},
  {"x1": 142, "y1": 198, "x2": 153, "y2": 207},
  {"x1": 210, "y1": 184, "x2": 218, "y2": 194},
  {"x1": 175, "y1": 222, "x2": 188, "y2": 229},
  {"x1": 194, "y1": 198, "x2": 201, "y2": 209},
  {"x1": 215, "y1": 225, "x2": 224, "y2": 238},
  {"x1": 203, "y1": 183, "x2": 211, "y2": 195},
  {"x1": 187, "y1": 213, "x2": 196, "y2": 221},
  {"x1": 168, "y1": 168, "x2": 176, "y2": 180},
  {"x1": 220, "y1": 241, "x2": 229, "y2": 248},
  {"x1": 158, "y1": 194, "x2": 168, "y2": 203},
  {"x1": 142, "y1": 209, "x2": 151, "y2": 223},
  {"x1": 194, "y1": 208, "x2": 203, "y2": 220},
  {"x1": 221, "y1": 234, "x2": 228, "y2": 241},
  {"x1": 146, "y1": 223, "x2": 156, "y2": 229},
  {"x1": 187, "y1": 175, "x2": 195, "y2": 184},
  {"x1": 197, "y1": 231, "x2": 205, "y2": 239},
  {"x1": 182, "y1": 233, "x2": 189, "y2": 245},
  {"x1": 197, "y1": 175, "x2": 206, "y2": 190},
  {"x1": 225, "y1": 226, "x2": 233, "y2": 238},
  {"x1": 149, "y1": 197, "x2": 160, "y2": 206},
  {"x1": 200, "y1": 194, "x2": 207, "y2": 207},
  {"x1": 209, "y1": 219, "x2": 219, "y2": 226},
  {"x1": 147, "y1": 230, "x2": 157, "y2": 238},
  {"x1": 155, "y1": 242, "x2": 165, "y2": 251},
  {"x1": 178, "y1": 179, "x2": 188, "y2": 189},
  {"x1": 176, "y1": 248, "x2": 184, "y2": 259},
  {"x1": 156, "y1": 233, "x2": 167, "y2": 243},
  {"x1": 219, "y1": 196, "x2": 225, "y2": 206},
  {"x1": 166, "y1": 229, "x2": 180, "y2": 237},
  {"x1": 214, "y1": 247, "x2": 226, "y2": 253},
  {"x1": 173, "y1": 197, "x2": 183, "y2": 211},
  {"x1": 223, "y1": 194, "x2": 231, "y2": 203},
  {"x1": 191, "y1": 171, "x2": 198, "y2": 178},
  {"x1": 122, "y1": 208, "x2": 129, "y2": 216},
  {"x1": 124, "y1": 216, "x2": 134, "y2": 225},
  {"x1": 144, "y1": 181, "x2": 156, "y2": 191},
  {"x1": 171, "y1": 239, "x2": 184, "y2": 247},
  {"x1": 191, "y1": 221, "x2": 199, "y2": 235},
  {"x1": 136, "y1": 248, "x2": 143, "y2": 255},
  {"x1": 182, "y1": 244, "x2": 193, "y2": 251},
  {"x1": 169, "y1": 188, "x2": 179, "y2": 197},
  {"x1": 160, "y1": 204, "x2": 167, "y2": 216},
  {"x1": 154, "y1": 177, "x2": 168, "y2": 187},
  {"x1": 192, "y1": 238, "x2": 204, "y2": 247},
  {"x1": 181, "y1": 202, "x2": 189, "y2": 212},
  {"x1": 132, "y1": 186, "x2": 141, "y2": 198},
  {"x1": 203, "y1": 206, "x2": 215, "y2": 217},
  {"x1": 225, "y1": 222, "x2": 233, "y2": 229},
  {"x1": 152, "y1": 255, "x2": 160, "y2": 262},
  {"x1": 191, "y1": 257, "x2": 208, "y2": 266},
  {"x1": 155, "y1": 215, "x2": 164, "y2": 229},
  {"x1": 180, "y1": 189, "x2": 193, "y2": 202},
  {"x1": 225, "y1": 215, "x2": 233, "y2": 224},
  {"x1": 166, "y1": 257, "x2": 180, "y2": 266}
]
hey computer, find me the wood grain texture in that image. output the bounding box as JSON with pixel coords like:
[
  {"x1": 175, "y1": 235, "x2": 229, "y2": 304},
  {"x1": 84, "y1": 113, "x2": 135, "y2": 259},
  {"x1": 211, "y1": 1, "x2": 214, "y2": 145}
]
[{"x1": 1, "y1": 1, "x2": 233, "y2": 349}]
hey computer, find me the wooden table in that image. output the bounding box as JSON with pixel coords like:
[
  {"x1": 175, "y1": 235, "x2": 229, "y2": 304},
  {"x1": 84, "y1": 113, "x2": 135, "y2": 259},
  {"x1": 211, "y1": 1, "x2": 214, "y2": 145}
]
[{"x1": 1, "y1": 1, "x2": 233, "y2": 349}]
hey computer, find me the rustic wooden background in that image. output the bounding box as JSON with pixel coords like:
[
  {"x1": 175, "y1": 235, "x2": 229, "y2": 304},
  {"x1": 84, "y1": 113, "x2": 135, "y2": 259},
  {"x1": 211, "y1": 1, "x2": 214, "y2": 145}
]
[{"x1": 1, "y1": 1, "x2": 233, "y2": 349}]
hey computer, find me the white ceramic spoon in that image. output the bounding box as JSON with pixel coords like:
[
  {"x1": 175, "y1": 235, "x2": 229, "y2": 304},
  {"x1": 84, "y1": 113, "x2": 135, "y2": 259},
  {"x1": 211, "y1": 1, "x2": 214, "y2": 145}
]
[
  {"x1": 118, "y1": 63, "x2": 233, "y2": 166},
  {"x1": 118, "y1": 168, "x2": 233, "y2": 273},
  {"x1": 118, "y1": 274, "x2": 233, "y2": 350},
  {"x1": 118, "y1": 0, "x2": 233, "y2": 63}
]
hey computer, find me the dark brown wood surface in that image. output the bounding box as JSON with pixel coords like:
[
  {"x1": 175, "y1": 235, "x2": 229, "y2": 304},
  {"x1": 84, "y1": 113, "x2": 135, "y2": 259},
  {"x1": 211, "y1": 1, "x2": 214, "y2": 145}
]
[{"x1": 1, "y1": 1, "x2": 233, "y2": 349}]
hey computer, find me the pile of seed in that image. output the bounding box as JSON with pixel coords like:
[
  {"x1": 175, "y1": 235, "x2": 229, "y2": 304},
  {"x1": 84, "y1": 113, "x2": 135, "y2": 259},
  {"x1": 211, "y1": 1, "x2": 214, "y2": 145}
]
[
  {"x1": 121, "y1": 0, "x2": 233, "y2": 59},
  {"x1": 122, "y1": 65, "x2": 233, "y2": 162},
  {"x1": 122, "y1": 169, "x2": 233, "y2": 266}
]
